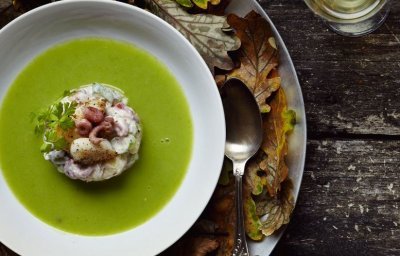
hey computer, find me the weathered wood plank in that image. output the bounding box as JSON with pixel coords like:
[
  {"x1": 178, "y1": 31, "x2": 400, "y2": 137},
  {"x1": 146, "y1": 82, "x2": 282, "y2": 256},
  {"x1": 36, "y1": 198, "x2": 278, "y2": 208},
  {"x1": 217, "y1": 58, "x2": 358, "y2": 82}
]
[
  {"x1": 297, "y1": 61, "x2": 400, "y2": 137},
  {"x1": 272, "y1": 139, "x2": 400, "y2": 256},
  {"x1": 259, "y1": 0, "x2": 400, "y2": 136}
]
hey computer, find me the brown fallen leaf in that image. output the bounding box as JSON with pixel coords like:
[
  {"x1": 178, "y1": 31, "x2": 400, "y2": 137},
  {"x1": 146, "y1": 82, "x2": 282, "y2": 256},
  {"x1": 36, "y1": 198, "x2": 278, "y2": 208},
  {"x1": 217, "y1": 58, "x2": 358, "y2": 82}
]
[
  {"x1": 225, "y1": 11, "x2": 280, "y2": 113},
  {"x1": 164, "y1": 166, "x2": 234, "y2": 256},
  {"x1": 255, "y1": 179, "x2": 294, "y2": 236},
  {"x1": 175, "y1": 0, "x2": 227, "y2": 11},
  {"x1": 242, "y1": 86, "x2": 295, "y2": 239},
  {"x1": 191, "y1": 0, "x2": 231, "y2": 16},
  {"x1": 192, "y1": 238, "x2": 219, "y2": 256},
  {"x1": 243, "y1": 172, "x2": 263, "y2": 240},
  {"x1": 145, "y1": 0, "x2": 240, "y2": 73},
  {"x1": 175, "y1": 0, "x2": 211, "y2": 9},
  {"x1": 244, "y1": 173, "x2": 295, "y2": 239},
  {"x1": 245, "y1": 160, "x2": 264, "y2": 196},
  {"x1": 260, "y1": 88, "x2": 296, "y2": 197},
  {"x1": 204, "y1": 170, "x2": 235, "y2": 256},
  {"x1": 175, "y1": 0, "x2": 194, "y2": 8},
  {"x1": 161, "y1": 235, "x2": 219, "y2": 256}
]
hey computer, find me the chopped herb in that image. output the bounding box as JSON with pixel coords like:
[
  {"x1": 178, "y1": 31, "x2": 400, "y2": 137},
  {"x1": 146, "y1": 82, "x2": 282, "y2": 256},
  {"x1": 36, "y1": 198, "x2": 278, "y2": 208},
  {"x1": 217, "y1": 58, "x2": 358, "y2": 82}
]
[
  {"x1": 59, "y1": 115, "x2": 75, "y2": 130},
  {"x1": 53, "y1": 137, "x2": 67, "y2": 150},
  {"x1": 45, "y1": 130, "x2": 58, "y2": 142},
  {"x1": 33, "y1": 101, "x2": 77, "y2": 152},
  {"x1": 64, "y1": 101, "x2": 78, "y2": 116},
  {"x1": 40, "y1": 143, "x2": 52, "y2": 153},
  {"x1": 63, "y1": 89, "x2": 73, "y2": 97}
]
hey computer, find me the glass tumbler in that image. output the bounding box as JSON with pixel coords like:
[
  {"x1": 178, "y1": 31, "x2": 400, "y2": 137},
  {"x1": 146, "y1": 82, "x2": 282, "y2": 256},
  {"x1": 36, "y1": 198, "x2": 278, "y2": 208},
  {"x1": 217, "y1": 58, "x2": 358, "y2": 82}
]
[{"x1": 304, "y1": 0, "x2": 391, "y2": 37}]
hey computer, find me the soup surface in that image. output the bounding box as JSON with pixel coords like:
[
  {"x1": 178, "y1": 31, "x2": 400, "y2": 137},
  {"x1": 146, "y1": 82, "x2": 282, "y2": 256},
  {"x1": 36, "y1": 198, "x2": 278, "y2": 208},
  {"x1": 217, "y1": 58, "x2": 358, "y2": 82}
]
[{"x1": 0, "y1": 38, "x2": 193, "y2": 235}]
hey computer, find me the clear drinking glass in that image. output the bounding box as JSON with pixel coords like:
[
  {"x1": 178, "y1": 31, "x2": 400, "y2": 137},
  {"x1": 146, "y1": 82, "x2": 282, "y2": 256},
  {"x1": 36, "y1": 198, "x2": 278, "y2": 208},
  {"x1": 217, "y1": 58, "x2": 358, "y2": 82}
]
[{"x1": 304, "y1": 0, "x2": 391, "y2": 37}]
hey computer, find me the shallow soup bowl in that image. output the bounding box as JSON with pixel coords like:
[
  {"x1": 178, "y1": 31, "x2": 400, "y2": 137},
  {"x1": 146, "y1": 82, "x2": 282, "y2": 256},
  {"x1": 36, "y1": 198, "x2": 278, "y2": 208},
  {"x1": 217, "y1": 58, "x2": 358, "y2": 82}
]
[{"x1": 0, "y1": 1, "x2": 225, "y2": 255}]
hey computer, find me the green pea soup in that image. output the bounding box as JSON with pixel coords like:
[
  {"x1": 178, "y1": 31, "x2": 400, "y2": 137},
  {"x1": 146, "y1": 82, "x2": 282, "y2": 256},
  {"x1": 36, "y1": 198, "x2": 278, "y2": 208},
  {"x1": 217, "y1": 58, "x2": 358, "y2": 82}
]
[{"x1": 0, "y1": 38, "x2": 193, "y2": 235}]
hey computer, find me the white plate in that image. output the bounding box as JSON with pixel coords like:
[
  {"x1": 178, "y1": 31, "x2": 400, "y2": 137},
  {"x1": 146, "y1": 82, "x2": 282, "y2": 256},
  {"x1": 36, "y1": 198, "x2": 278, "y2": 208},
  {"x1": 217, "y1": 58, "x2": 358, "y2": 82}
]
[
  {"x1": 226, "y1": 0, "x2": 307, "y2": 255},
  {"x1": 0, "y1": 1, "x2": 225, "y2": 256}
]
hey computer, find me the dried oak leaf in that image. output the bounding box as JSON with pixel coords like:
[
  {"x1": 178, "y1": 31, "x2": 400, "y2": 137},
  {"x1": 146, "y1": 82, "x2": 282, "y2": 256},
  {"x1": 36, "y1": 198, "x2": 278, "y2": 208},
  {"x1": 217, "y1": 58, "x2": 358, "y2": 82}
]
[
  {"x1": 244, "y1": 177, "x2": 294, "y2": 240},
  {"x1": 218, "y1": 158, "x2": 232, "y2": 185},
  {"x1": 171, "y1": 160, "x2": 235, "y2": 256},
  {"x1": 261, "y1": 88, "x2": 296, "y2": 197},
  {"x1": 243, "y1": 177, "x2": 263, "y2": 240},
  {"x1": 161, "y1": 236, "x2": 219, "y2": 256},
  {"x1": 192, "y1": 219, "x2": 220, "y2": 234},
  {"x1": 225, "y1": 11, "x2": 279, "y2": 113},
  {"x1": 145, "y1": 0, "x2": 240, "y2": 73},
  {"x1": 243, "y1": 88, "x2": 295, "y2": 239},
  {"x1": 175, "y1": 0, "x2": 230, "y2": 16},
  {"x1": 246, "y1": 160, "x2": 264, "y2": 196},
  {"x1": 204, "y1": 0, "x2": 230, "y2": 16},
  {"x1": 176, "y1": 0, "x2": 207, "y2": 9},
  {"x1": 160, "y1": 218, "x2": 220, "y2": 256},
  {"x1": 204, "y1": 171, "x2": 235, "y2": 256},
  {"x1": 255, "y1": 179, "x2": 294, "y2": 236},
  {"x1": 191, "y1": 238, "x2": 220, "y2": 256}
]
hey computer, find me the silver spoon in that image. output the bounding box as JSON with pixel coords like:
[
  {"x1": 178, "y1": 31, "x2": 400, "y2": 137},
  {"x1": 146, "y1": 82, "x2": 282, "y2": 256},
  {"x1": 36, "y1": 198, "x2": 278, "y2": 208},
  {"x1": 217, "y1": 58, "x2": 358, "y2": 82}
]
[{"x1": 221, "y1": 78, "x2": 263, "y2": 256}]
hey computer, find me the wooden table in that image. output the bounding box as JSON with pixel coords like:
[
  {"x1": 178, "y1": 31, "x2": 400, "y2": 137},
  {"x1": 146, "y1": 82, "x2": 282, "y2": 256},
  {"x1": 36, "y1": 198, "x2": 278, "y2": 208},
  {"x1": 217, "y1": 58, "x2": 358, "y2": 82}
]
[
  {"x1": 1, "y1": 0, "x2": 399, "y2": 255},
  {"x1": 262, "y1": 1, "x2": 400, "y2": 255}
]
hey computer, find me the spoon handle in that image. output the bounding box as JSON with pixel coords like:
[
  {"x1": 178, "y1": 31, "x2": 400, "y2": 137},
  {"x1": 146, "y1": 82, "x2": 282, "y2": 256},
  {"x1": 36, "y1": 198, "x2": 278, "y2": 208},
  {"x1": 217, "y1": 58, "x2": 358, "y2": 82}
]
[{"x1": 232, "y1": 162, "x2": 249, "y2": 256}]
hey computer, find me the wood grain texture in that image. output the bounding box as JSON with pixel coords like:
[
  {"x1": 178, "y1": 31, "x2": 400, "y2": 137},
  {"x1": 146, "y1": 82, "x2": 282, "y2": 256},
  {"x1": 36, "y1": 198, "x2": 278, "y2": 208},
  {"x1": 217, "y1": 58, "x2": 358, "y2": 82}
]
[
  {"x1": 260, "y1": 0, "x2": 400, "y2": 137},
  {"x1": 256, "y1": 1, "x2": 400, "y2": 255},
  {"x1": 272, "y1": 139, "x2": 400, "y2": 256},
  {"x1": 1, "y1": 0, "x2": 400, "y2": 255}
]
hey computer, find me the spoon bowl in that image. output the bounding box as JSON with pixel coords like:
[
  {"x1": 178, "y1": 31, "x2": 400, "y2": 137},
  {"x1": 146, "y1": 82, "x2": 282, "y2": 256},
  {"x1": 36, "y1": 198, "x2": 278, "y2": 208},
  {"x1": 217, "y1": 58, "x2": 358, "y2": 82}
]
[
  {"x1": 222, "y1": 79, "x2": 263, "y2": 163},
  {"x1": 221, "y1": 78, "x2": 263, "y2": 256}
]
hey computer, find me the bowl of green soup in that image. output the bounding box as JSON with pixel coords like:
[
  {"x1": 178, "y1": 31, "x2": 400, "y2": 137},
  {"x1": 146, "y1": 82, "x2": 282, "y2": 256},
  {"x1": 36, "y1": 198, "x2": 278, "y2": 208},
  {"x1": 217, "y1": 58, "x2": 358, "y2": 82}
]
[{"x1": 0, "y1": 1, "x2": 225, "y2": 255}]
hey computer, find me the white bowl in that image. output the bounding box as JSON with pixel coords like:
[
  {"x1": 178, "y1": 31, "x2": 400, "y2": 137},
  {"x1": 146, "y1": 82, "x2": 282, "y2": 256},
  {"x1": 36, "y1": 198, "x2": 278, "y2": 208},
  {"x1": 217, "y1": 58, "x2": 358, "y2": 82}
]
[{"x1": 0, "y1": 1, "x2": 225, "y2": 255}]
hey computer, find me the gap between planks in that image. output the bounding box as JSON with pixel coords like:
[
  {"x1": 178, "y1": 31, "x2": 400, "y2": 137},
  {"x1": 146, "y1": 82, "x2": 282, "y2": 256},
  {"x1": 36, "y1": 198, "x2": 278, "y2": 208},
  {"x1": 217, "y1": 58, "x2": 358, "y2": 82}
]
[{"x1": 308, "y1": 131, "x2": 400, "y2": 141}]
